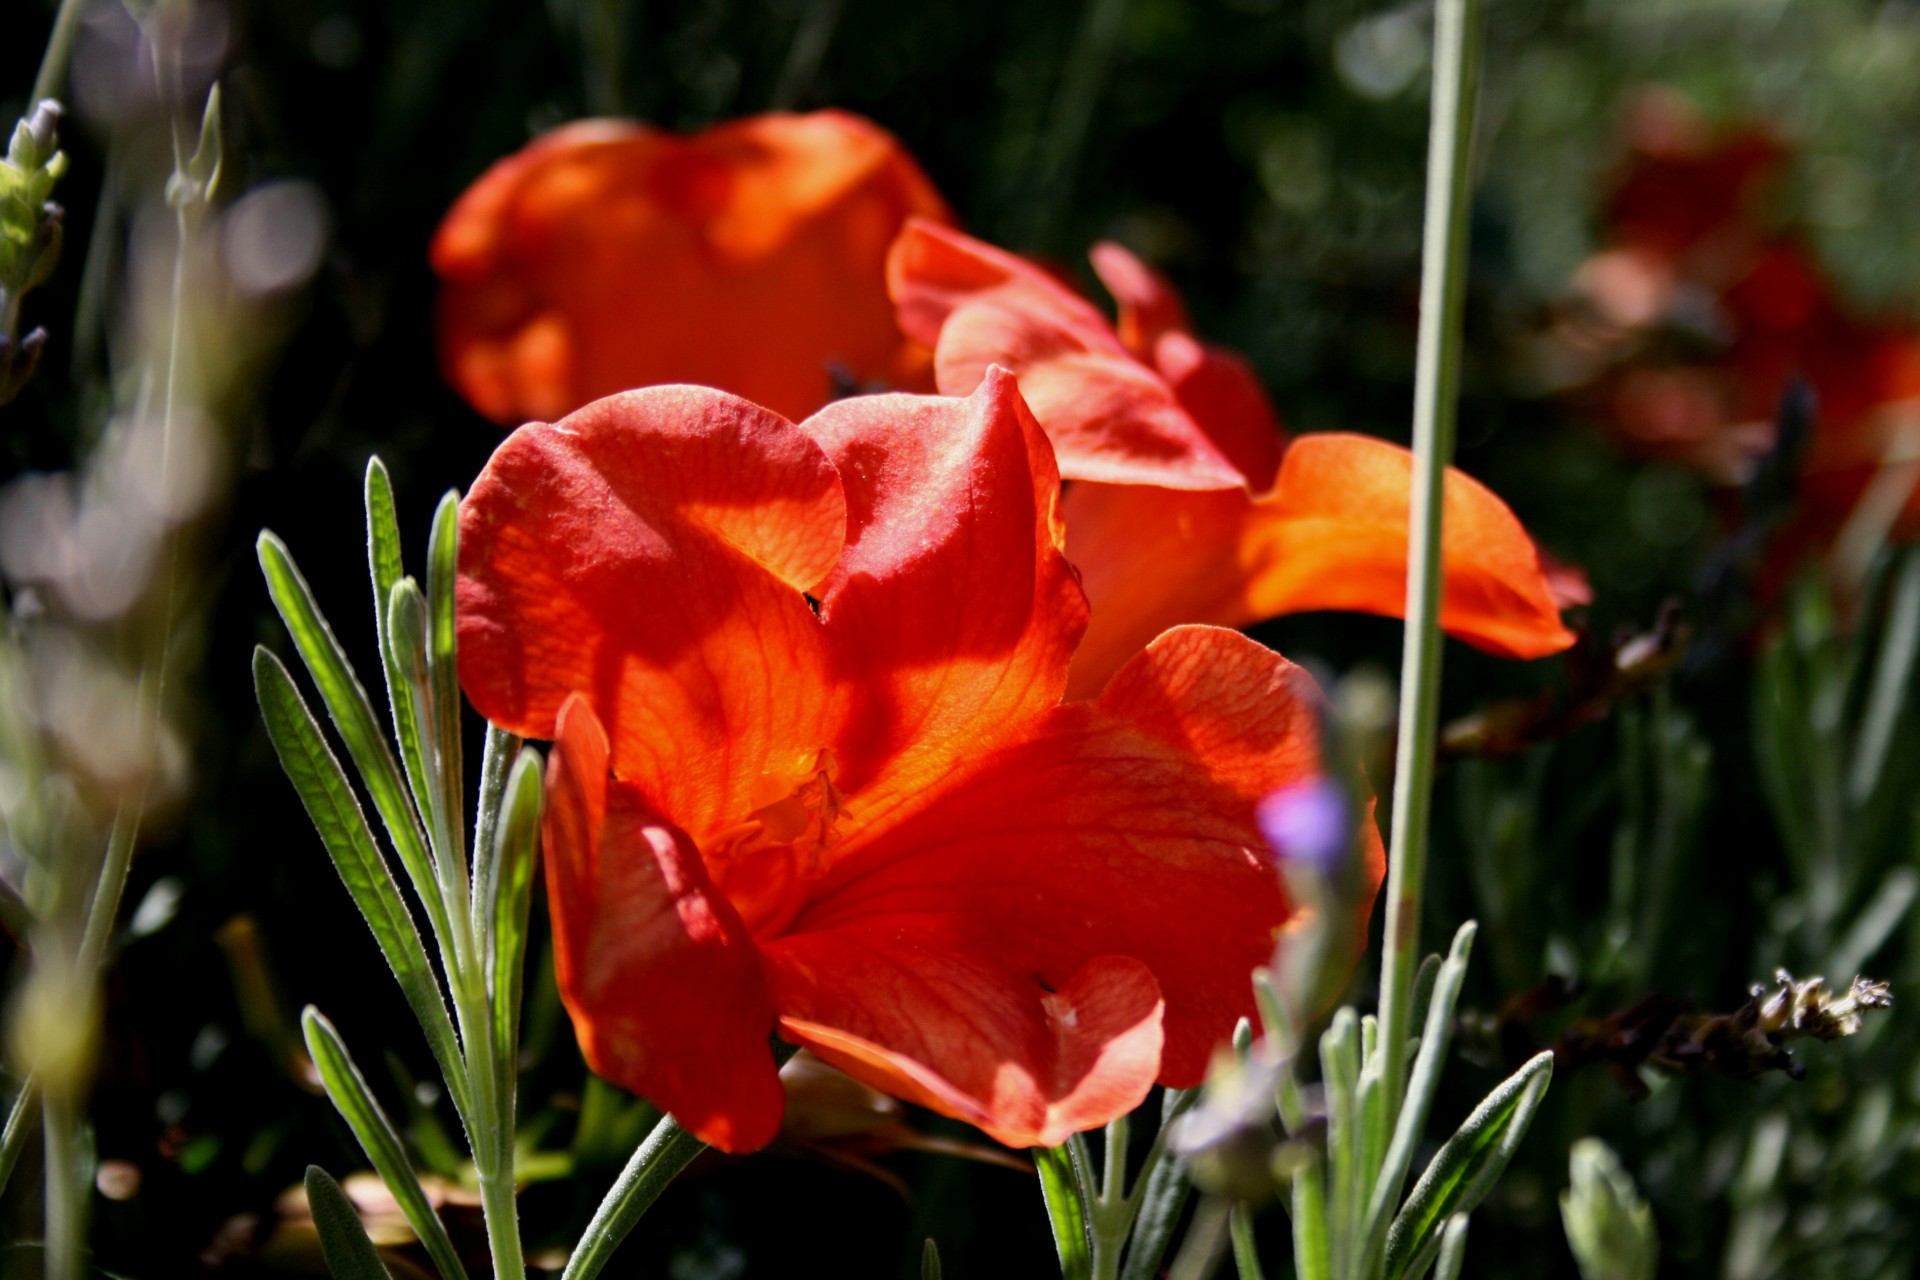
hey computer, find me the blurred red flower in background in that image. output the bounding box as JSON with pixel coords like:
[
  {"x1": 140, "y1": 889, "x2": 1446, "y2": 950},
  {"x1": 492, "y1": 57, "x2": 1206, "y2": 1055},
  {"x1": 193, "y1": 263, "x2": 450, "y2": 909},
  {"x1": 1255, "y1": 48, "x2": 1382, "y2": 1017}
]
[
  {"x1": 889, "y1": 221, "x2": 1584, "y2": 697},
  {"x1": 1570, "y1": 91, "x2": 1920, "y2": 535},
  {"x1": 432, "y1": 110, "x2": 954, "y2": 425},
  {"x1": 456, "y1": 370, "x2": 1382, "y2": 1153}
]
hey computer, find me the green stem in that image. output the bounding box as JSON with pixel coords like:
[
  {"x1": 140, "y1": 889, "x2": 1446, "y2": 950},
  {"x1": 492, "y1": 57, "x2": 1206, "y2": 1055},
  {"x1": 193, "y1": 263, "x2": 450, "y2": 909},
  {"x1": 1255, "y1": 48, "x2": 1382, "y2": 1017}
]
[
  {"x1": 1374, "y1": 0, "x2": 1486, "y2": 1125},
  {"x1": 30, "y1": 0, "x2": 88, "y2": 105},
  {"x1": 42, "y1": 1090, "x2": 79, "y2": 1280},
  {"x1": 0, "y1": 1078, "x2": 38, "y2": 1207}
]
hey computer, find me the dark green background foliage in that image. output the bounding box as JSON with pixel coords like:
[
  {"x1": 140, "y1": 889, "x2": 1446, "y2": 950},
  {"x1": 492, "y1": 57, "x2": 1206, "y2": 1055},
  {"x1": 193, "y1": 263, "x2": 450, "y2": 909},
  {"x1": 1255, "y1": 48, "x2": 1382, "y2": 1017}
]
[{"x1": 4, "y1": 0, "x2": 1919, "y2": 1276}]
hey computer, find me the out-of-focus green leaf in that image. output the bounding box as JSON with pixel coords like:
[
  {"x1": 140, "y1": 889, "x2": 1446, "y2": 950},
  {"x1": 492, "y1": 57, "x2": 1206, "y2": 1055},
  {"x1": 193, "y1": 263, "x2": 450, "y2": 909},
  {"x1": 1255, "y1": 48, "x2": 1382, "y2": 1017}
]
[
  {"x1": 1433, "y1": 1214, "x2": 1471, "y2": 1280},
  {"x1": 922, "y1": 1238, "x2": 943, "y2": 1280},
  {"x1": 254, "y1": 648, "x2": 469, "y2": 1119},
  {"x1": 302, "y1": 1009, "x2": 470, "y2": 1280},
  {"x1": 304, "y1": 1164, "x2": 393, "y2": 1280},
  {"x1": 1384, "y1": 1051, "x2": 1554, "y2": 1280},
  {"x1": 1229, "y1": 1202, "x2": 1267, "y2": 1280},
  {"x1": 1560, "y1": 1138, "x2": 1657, "y2": 1280}
]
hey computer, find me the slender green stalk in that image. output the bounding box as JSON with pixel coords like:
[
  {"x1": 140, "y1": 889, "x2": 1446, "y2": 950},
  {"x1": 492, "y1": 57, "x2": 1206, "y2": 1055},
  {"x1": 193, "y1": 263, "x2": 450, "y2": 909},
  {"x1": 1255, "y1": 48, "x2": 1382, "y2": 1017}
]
[
  {"x1": 42, "y1": 1089, "x2": 80, "y2": 1280},
  {"x1": 1374, "y1": 0, "x2": 1487, "y2": 1124},
  {"x1": 30, "y1": 0, "x2": 88, "y2": 105}
]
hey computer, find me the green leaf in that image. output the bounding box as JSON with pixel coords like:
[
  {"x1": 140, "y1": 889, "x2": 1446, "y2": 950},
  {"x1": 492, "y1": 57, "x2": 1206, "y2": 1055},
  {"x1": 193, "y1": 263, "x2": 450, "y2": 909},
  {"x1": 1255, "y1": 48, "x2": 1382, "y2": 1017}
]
[
  {"x1": 1432, "y1": 1214, "x2": 1470, "y2": 1280},
  {"x1": 425, "y1": 493, "x2": 466, "y2": 888},
  {"x1": 1035, "y1": 1141, "x2": 1093, "y2": 1280},
  {"x1": 254, "y1": 649, "x2": 470, "y2": 1119},
  {"x1": 1229, "y1": 1202, "x2": 1267, "y2": 1280},
  {"x1": 1118, "y1": 1090, "x2": 1195, "y2": 1280},
  {"x1": 256, "y1": 533, "x2": 446, "y2": 946},
  {"x1": 366, "y1": 460, "x2": 436, "y2": 833},
  {"x1": 921, "y1": 1238, "x2": 943, "y2": 1280},
  {"x1": 1560, "y1": 1138, "x2": 1656, "y2": 1280},
  {"x1": 485, "y1": 746, "x2": 543, "y2": 1086},
  {"x1": 1383, "y1": 1050, "x2": 1554, "y2": 1280},
  {"x1": 304, "y1": 1165, "x2": 393, "y2": 1280},
  {"x1": 0, "y1": 1076, "x2": 37, "y2": 1202},
  {"x1": 1317, "y1": 1009, "x2": 1360, "y2": 1276},
  {"x1": 1367, "y1": 923, "x2": 1477, "y2": 1241},
  {"x1": 302, "y1": 1009, "x2": 471, "y2": 1280},
  {"x1": 560, "y1": 1113, "x2": 709, "y2": 1280}
]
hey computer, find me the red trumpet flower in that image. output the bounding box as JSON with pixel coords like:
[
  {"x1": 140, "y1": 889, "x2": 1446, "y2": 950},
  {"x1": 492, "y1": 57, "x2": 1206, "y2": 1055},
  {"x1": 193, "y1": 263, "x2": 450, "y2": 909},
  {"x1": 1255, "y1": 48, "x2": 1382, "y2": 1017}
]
[
  {"x1": 457, "y1": 370, "x2": 1383, "y2": 1152},
  {"x1": 432, "y1": 111, "x2": 954, "y2": 426},
  {"x1": 888, "y1": 221, "x2": 1582, "y2": 696}
]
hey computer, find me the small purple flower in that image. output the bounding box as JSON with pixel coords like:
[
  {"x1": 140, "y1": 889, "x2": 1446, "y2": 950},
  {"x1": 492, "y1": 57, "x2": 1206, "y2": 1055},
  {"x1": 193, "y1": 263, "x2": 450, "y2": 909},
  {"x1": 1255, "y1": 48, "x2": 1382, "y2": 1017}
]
[{"x1": 1256, "y1": 778, "x2": 1352, "y2": 876}]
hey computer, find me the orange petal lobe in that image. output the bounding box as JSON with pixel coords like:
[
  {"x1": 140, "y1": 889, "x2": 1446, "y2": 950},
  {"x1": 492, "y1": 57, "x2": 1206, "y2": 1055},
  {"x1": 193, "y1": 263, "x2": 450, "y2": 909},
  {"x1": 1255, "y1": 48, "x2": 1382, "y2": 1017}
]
[
  {"x1": 1251, "y1": 435, "x2": 1579, "y2": 659},
  {"x1": 457, "y1": 385, "x2": 845, "y2": 838},
  {"x1": 433, "y1": 112, "x2": 953, "y2": 425},
  {"x1": 1061, "y1": 436, "x2": 1576, "y2": 693},
  {"x1": 798, "y1": 370, "x2": 1086, "y2": 830},
  {"x1": 544, "y1": 697, "x2": 783, "y2": 1153}
]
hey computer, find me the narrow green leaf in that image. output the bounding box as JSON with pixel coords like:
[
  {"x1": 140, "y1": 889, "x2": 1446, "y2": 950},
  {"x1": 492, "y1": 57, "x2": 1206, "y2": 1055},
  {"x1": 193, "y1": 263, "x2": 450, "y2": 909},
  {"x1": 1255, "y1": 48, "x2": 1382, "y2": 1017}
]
[
  {"x1": 304, "y1": 1165, "x2": 394, "y2": 1280},
  {"x1": 1318, "y1": 1009, "x2": 1360, "y2": 1277},
  {"x1": 921, "y1": 1238, "x2": 943, "y2": 1280},
  {"x1": 1035, "y1": 1142, "x2": 1093, "y2": 1280},
  {"x1": 0, "y1": 1076, "x2": 37, "y2": 1202},
  {"x1": 424, "y1": 493, "x2": 467, "y2": 891},
  {"x1": 1432, "y1": 1214, "x2": 1470, "y2": 1280},
  {"x1": 1850, "y1": 546, "x2": 1920, "y2": 804},
  {"x1": 1229, "y1": 1202, "x2": 1267, "y2": 1280},
  {"x1": 303, "y1": 1009, "x2": 471, "y2": 1280},
  {"x1": 1383, "y1": 1051, "x2": 1554, "y2": 1280},
  {"x1": 1408, "y1": 953, "x2": 1443, "y2": 1040},
  {"x1": 366, "y1": 460, "x2": 436, "y2": 834},
  {"x1": 1288, "y1": 1155, "x2": 1329, "y2": 1280},
  {"x1": 560, "y1": 1113, "x2": 706, "y2": 1280},
  {"x1": 254, "y1": 648, "x2": 470, "y2": 1120},
  {"x1": 1118, "y1": 1090, "x2": 1195, "y2": 1280},
  {"x1": 487, "y1": 747, "x2": 543, "y2": 1092},
  {"x1": 257, "y1": 533, "x2": 445, "y2": 941},
  {"x1": 1367, "y1": 923, "x2": 1477, "y2": 1244}
]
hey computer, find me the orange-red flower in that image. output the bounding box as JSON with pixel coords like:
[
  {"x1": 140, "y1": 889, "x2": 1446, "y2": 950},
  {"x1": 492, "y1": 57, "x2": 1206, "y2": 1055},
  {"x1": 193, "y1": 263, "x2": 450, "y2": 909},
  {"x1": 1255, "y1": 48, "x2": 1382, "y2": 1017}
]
[
  {"x1": 456, "y1": 370, "x2": 1383, "y2": 1153},
  {"x1": 431, "y1": 111, "x2": 954, "y2": 426},
  {"x1": 888, "y1": 221, "x2": 1582, "y2": 696}
]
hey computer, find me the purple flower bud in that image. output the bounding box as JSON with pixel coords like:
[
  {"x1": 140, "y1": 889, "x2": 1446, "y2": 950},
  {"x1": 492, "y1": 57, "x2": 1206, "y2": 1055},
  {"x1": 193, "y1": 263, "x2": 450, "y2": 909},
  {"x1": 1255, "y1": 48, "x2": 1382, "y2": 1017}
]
[{"x1": 1256, "y1": 778, "x2": 1352, "y2": 875}]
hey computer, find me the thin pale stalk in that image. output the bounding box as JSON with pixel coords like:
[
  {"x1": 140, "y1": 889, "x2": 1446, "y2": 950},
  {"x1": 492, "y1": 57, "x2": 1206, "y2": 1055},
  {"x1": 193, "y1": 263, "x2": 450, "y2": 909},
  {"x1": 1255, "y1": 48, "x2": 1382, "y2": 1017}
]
[
  {"x1": 30, "y1": 0, "x2": 88, "y2": 104},
  {"x1": 0, "y1": 1078, "x2": 37, "y2": 1201},
  {"x1": 42, "y1": 1090, "x2": 80, "y2": 1280},
  {"x1": 1374, "y1": 0, "x2": 1486, "y2": 1123}
]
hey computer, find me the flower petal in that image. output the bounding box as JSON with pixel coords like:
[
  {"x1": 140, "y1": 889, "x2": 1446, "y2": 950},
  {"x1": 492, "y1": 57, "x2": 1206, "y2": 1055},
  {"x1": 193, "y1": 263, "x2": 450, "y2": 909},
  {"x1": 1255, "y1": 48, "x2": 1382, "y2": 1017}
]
[
  {"x1": 457, "y1": 385, "x2": 845, "y2": 839},
  {"x1": 433, "y1": 112, "x2": 953, "y2": 425},
  {"x1": 1152, "y1": 332, "x2": 1286, "y2": 494},
  {"x1": 544, "y1": 697, "x2": 784, "y2": 1153},
  {"x1": 889, "y1": 222, "x2": 1245, "y2": 490},
  {"x1": 798, "y1": 369, "x2": 1087, "y2": 831},
  {"x1": 1088, "y1": 241, "x2": 1190, "y2": 355},
  {"x1": 1060, "y1": 436, "x2": 1578, "y2": 693},
  {"x1": 769, "y1": 948, "x2": 1164, "y2": 1149},
  {"x1": 888, "y1": 218, "x2": 1117, "y2": 354},
  {"x1": 1252, "y1": 435, "x2": 1581, "y2": 659},
  {"x1": 778, "y1": 626, "x2": 1377, "y2": 1113}
]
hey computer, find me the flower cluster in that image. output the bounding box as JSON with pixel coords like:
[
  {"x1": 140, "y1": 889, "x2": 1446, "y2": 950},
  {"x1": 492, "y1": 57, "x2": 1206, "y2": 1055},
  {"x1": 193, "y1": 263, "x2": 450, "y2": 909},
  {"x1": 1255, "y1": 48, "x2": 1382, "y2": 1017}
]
[{"x1": 437, "y1": 109, "x2": 1581, "y2": 1151}]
